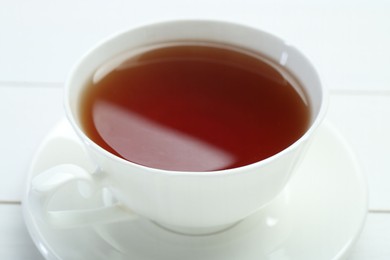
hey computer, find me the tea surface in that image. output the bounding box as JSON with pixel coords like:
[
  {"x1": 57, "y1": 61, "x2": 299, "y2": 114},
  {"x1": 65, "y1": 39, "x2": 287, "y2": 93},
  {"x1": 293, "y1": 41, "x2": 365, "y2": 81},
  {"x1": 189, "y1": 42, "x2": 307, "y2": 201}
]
[{"x1": 81, "y1": 44, "x2": 309, "y2": 171}]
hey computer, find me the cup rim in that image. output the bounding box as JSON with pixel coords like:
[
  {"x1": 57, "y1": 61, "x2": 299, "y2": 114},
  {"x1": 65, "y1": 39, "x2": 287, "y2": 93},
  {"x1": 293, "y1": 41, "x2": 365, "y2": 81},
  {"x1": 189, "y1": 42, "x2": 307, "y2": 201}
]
[{"x1": 64, "y1": 19, "x2": 328, "y2": 176}]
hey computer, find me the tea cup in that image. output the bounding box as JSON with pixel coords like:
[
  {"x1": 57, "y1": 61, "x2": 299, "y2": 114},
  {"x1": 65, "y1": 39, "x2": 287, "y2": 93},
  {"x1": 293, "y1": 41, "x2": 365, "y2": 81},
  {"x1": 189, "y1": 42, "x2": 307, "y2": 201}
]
[{"x1": 29, "y1": 20, "x2": 327, "y2": 235}]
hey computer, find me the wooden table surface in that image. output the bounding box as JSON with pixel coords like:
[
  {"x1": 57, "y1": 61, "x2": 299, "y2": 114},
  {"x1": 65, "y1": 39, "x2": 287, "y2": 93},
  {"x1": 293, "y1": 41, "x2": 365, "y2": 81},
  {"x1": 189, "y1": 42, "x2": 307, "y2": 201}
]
[{"x1": 1, "y1": 0, "x2": 390, "y2": 259}]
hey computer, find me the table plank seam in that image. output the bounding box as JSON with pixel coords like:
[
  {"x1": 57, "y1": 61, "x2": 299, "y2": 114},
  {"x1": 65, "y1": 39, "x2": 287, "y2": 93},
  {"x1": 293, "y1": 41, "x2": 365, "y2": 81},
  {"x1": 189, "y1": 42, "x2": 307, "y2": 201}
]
[
  {"x1": 368, "y1": 209, "x2": 390, "y2": 214},
  {"x1": 0, "y1": 200, "x2": 21, "y2": 205},
  {"x1": 0, "y1": 81, "x2": 63, "y2": 88},
  {"x1": 330, "y1": 89, "x2": 390, "y2": 96},
  {"x1": 1, "y1": 201, "x2": 390, "y2": 215}
]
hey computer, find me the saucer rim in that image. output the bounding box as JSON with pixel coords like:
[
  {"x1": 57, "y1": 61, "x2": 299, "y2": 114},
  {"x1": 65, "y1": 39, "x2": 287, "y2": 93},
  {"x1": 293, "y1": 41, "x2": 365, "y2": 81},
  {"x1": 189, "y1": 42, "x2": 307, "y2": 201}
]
[{"x1": 22, "y1": 119, "x2": 368, "y2": 260}]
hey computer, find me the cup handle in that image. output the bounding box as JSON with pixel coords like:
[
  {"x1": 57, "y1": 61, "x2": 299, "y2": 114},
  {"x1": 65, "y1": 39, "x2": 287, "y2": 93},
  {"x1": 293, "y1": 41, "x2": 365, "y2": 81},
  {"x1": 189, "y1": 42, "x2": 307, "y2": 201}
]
[{"x1": 29, "y1": 164, "x2": 135, "y2": 228}]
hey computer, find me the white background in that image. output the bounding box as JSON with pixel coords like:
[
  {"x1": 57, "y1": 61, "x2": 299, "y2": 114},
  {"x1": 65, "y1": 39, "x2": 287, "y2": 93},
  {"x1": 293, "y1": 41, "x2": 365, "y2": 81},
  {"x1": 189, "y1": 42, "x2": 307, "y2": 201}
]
[{"x1": 1, "y1": 0, "x2": 390, "y2": 259}]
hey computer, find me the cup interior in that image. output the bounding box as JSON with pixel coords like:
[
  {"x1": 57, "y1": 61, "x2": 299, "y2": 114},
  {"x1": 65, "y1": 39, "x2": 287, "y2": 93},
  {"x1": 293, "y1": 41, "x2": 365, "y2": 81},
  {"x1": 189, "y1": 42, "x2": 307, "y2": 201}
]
[{"x1": 65, "y1": 20, "x2": 327, "y2": 172}]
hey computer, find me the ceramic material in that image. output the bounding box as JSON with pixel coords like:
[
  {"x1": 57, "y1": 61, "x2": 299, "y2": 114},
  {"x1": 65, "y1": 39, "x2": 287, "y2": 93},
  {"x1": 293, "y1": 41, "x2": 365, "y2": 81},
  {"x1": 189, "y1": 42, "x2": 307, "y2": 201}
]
[
  {"x1": 29, "y1": 20, "x2": 327, "y2": 233},
  {"x1": 23, "y1": 120, "x2": 367, "y2": 260}
]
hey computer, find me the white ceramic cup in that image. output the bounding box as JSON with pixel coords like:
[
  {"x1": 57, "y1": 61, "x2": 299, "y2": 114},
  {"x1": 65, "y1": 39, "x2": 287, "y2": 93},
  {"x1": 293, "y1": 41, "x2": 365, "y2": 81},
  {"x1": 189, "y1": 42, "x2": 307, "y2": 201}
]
[{"x1": 29, "y1": 20, "x2": 327, "y2": 235}]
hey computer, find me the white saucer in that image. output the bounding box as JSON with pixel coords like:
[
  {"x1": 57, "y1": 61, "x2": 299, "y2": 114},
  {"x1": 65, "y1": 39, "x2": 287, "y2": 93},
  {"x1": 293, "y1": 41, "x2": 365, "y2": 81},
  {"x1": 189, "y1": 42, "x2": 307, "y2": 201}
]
[{"x1": 23, "y1": 120, "x2": 367, "y2": 260}]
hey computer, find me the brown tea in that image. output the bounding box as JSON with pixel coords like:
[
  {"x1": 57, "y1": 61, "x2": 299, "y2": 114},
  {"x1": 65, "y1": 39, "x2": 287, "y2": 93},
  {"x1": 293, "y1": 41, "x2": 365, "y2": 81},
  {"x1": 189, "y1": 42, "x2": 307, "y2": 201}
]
[{"x1": 80, "y1": 43, "x2": 310, "y2": 171}]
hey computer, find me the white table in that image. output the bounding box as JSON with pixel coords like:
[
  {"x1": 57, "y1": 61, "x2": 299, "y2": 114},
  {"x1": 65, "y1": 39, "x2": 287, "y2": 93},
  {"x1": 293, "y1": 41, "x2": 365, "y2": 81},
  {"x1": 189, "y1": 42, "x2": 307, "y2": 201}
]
[{"x1": 1, "y1": 0, "x2": 390, "y2": 259}]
